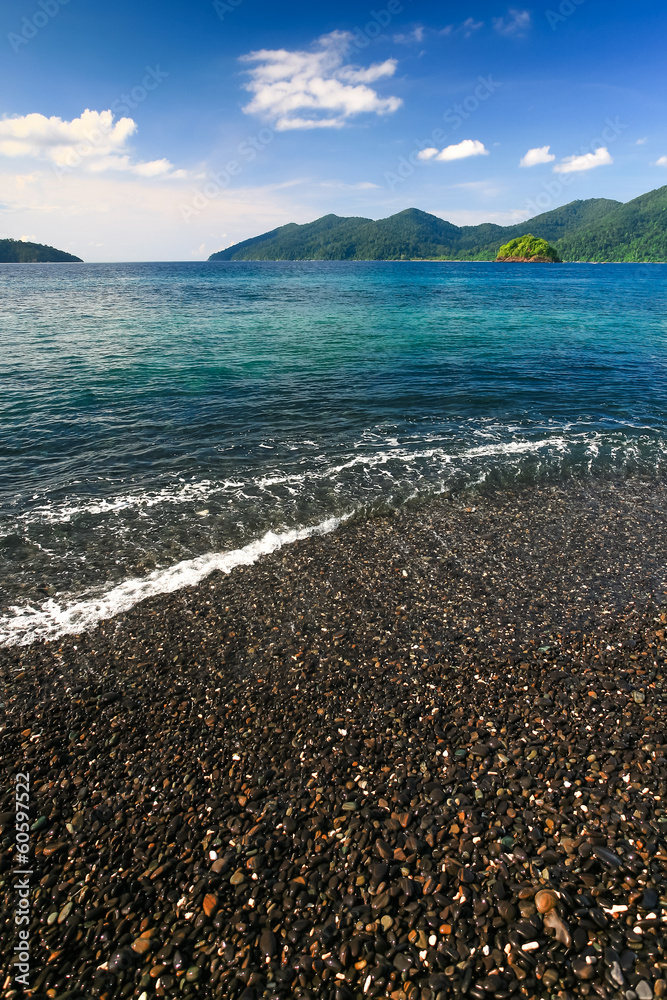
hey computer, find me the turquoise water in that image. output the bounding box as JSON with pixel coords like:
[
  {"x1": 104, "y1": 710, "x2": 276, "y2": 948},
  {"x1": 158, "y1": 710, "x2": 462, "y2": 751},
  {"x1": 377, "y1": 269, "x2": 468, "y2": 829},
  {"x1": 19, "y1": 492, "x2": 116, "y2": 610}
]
[{"x1": 1, "y1": 260, "x2": 667, "y2": 644}]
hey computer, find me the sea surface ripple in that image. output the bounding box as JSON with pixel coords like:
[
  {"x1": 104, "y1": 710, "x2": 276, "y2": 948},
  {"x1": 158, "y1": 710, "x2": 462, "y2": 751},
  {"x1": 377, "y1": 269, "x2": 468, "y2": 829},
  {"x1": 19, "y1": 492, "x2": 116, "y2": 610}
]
[{"x1": 1, "y1": 260, "x2": 666, "y2": 644}]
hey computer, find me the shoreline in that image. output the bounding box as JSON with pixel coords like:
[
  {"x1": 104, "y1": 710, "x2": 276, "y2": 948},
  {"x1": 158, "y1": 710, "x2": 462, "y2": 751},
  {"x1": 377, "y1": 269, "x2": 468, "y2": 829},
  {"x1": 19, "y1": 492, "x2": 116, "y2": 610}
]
[{"x1": 1, "y1": 477, "x2": 666, "y2": 1000}]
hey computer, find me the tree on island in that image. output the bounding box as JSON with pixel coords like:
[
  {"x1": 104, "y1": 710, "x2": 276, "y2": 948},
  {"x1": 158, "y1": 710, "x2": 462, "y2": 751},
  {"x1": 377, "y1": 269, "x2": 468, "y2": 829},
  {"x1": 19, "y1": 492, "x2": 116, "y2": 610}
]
[{"x1": 496, "y1": 234, "x2": 562, "y2": 262}]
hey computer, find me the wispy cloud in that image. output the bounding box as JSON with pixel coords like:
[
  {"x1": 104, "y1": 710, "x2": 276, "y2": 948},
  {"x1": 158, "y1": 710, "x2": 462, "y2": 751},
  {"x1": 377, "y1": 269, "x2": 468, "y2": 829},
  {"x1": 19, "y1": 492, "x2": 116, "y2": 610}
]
[
  {"x1": 655, "y1": 156, "x2": 667, "y2": 167},
  {"x1": 418, "y1": 139, "x2": 489, "y2": 162},
  {"x1": 461, "y1": 17, "x2": 484, "y2": 37},
  {"x1": 240, "y1": 31, "x2": 402, "y2": 131},
  {"x1": 553, "y1": 147, "x2": 613, "y2": 173},
  {"x1": 519, "y1": 145, "x2": 556, "y2": 167},
  {"x1": 393, "y1": 26, "x2": 425, "y2": 44},
  {"x1": 635, "y1": 137, "x2": 648, "y2": 145},
  {"x1": 493, "y1": 8, "x2": 532, "y2": 36},
  {"x1": 0, "y1": 110, "x2": 185, "y2": 178},
  {"x1": 319, "y1": 180, "x2": 380, "y2": 189}
]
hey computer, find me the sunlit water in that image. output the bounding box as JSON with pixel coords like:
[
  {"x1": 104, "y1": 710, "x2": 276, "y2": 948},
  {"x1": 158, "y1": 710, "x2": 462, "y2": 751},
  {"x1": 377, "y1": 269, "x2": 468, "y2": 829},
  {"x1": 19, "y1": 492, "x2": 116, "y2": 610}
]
[{"x1": 2, "y1": 260, "x2": 667, "y2": 644}]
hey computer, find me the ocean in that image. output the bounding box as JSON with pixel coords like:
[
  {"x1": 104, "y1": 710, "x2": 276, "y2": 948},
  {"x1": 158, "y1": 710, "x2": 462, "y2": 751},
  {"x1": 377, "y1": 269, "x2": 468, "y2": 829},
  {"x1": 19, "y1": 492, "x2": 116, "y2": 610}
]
[{"x1": 2, "y1": 260, "x2": 666, "y2": 646}]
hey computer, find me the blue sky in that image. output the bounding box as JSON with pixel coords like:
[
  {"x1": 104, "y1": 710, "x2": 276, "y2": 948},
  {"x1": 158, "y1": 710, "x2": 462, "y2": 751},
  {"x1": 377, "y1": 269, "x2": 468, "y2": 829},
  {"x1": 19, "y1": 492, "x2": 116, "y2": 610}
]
[{"x1": 0, "y1": 0, "x2": 665, "y2": 260}]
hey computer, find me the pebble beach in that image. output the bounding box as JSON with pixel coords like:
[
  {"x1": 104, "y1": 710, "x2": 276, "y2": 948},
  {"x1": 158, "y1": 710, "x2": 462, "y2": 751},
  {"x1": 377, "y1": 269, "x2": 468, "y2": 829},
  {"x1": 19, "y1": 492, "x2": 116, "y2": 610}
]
[{"x1": 1, "y1": 477, "x2": 666, "y2": 1000}]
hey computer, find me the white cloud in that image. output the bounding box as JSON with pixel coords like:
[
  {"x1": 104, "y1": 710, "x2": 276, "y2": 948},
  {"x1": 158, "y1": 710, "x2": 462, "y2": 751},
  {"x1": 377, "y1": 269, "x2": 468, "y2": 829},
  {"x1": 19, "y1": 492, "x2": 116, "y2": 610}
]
[
  {"x1": 655, "y1": 156, "x2": 667, "y2": 167},
  {"x1": 462, "y1": 17, "x2": 484, "y2": 36},
  {"x1": 493, "y1": 8, "x2": 532, "y2": 35},
  {"x1": 393, "y1": 26, "x2": 425, "y2": 44},
  {"x1": 0, "y1": 110, "x2": 184, "y2": 178},
  {"x1": 319, "y1": 180, "x2": 380, "y2": 189},
  {"x1": 419, "y1": 139, "x2": 489, "y2": 162},
  {"x1": 0, "y1": 166, "x2": 307, "y2": 261},
  {"x1": 240, "y1": 31, "x2": 402, "y2": 131},
  {"x1": 635, "y1": 137, "x2": 648, "y2": 145},
  {"x1": 553, "y1": 147, "x2": 613, "y2": 173},
  {"x1": 519, "y1": 145, "x2": 556, "y2": 167}
]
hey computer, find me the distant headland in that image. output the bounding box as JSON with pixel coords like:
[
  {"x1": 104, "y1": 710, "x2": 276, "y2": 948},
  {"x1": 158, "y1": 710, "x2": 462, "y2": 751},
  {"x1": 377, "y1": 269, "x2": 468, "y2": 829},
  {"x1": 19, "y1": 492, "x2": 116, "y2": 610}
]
[
  {"x1": 0, "y1": 238, "x2": 82, "y2": 263},
  {"x1": 209, "y1": 184, "x2": 667, "y2": 264}
]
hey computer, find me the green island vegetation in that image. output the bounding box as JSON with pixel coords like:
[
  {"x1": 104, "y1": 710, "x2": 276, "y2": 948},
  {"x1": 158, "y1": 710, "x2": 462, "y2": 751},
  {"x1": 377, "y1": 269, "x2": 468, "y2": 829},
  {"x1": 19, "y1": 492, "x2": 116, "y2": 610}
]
[
  {"x1": 0, "y1": 238, "x2": 82, "y2": 263},
  {"x1": 209, "y1": 184, "x2": 667, "y2": 263},
  {"x1": 496, "y1": 234, "x2": 562, "y2": 262}
]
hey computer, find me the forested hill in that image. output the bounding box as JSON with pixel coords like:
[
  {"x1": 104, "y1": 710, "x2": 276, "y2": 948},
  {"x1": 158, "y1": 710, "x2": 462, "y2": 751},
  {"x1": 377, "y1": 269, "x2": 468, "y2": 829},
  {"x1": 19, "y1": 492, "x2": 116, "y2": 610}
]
[
  {"x1": 0, "y1": 238, "x2": 83, "y2": 263},
  {"x1": 209, "y1": 186, "x2": 667, "y2": 263},
  {"x1": 556, "y1": 185, "x2": 667, "y2": 262}
]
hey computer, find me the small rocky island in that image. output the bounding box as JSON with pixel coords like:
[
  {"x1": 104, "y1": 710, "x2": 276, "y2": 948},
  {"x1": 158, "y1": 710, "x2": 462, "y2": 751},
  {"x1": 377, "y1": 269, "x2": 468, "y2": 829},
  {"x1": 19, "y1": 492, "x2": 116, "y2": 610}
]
[{"x1": 496, "y1": 234, "x2": 562, "y2": 263}]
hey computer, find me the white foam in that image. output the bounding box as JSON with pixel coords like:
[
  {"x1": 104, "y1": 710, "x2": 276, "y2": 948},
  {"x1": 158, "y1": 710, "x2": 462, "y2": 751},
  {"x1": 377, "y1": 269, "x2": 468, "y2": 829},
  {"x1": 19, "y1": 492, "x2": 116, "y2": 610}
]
[
  {"x1": 19, "y1": 478, "x2": 245, "y2": 525},
  {"x1": 5, "y1": 425, "x2": 666, "y2": 647},
  {"x1": 12, "y1": 427, "x2": 649, "y2": 530},
  {"x1": 0, "y1": 514, "x2": 347, "y2": 648}
]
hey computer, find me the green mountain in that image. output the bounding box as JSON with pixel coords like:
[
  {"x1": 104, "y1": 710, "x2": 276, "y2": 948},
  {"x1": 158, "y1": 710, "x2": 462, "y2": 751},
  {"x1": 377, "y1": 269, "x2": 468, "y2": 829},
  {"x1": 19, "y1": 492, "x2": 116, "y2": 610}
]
[
  {"x1": 556, "y1": 185, "x2": 667, "y2": 262},
  {"x1": 209, "y1": 186, "x2": 667, "y2": 263},
  {"x1": 0, "y1": 238, "x2": 82, "y2": 263}
]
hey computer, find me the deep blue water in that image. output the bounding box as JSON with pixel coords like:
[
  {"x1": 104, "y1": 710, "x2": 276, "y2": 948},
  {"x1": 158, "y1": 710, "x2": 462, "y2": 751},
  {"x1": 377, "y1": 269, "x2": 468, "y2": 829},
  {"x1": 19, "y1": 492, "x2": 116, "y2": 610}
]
[{"x1": 1, "y1": 260, "x2": 666, "y2": 644}]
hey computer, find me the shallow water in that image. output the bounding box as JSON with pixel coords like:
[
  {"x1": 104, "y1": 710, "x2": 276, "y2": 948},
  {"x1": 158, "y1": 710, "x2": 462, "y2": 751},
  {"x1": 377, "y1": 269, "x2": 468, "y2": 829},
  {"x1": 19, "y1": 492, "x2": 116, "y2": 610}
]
[{"x1": 1, "y1": 260, "x2": 666, "y2": 644}]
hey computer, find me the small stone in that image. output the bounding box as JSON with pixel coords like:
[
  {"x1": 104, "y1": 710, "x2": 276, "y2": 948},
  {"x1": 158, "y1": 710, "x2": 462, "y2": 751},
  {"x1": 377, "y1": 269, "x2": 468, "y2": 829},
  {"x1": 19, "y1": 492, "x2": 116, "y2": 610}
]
[
  {"x1": 592, "y1": 845, "x2": 622, "y2": 868},
  {"x1": 42, "y1": 842, "x2": 66, "y2": 857},
  {"x1": 393, "y1": 953, "x2": 413, "y2": 973},
  {"x1": 636, "y1": 983, "x2": 653, "y2": 1000},
  {"x1": 260, "y1": 929, "x2": 276, "y2": 958},
  {"x1": 108, "y1": 949, "x2": 134, "y2": 972},
  {"x1": 380, "y1": 915, "x2": 393, "y2": 931},
  {"x1": 186, "y1": 966, "x2": 200, "y2": 982},
  {"x1": 641, "y1": 889, "x2": 658, "y2": 910},
  {"x1": 230, "y1": 870, "x2": 245, "y2": 885},
  {"x1": 497, "y1": 901, "x2": 516, "y2": 921},
  {"x1": 535, "y1": 889, "x2": 558, "y2": 914},
  {"x1": 608, "y1": 961, "x2": 624, "y2": 986},
  {"x1": 543, "y1": 909, "x2": 572, "y2": 948},
  {"x1": 572, "y1": 956, "x2": 596, "y2": 980},
  {"x1": 203, "y1": 893, "x2": 218, "y2": 917},
  {"x1": 132, "y1": 938, "x2": 152, "y2": 956}
]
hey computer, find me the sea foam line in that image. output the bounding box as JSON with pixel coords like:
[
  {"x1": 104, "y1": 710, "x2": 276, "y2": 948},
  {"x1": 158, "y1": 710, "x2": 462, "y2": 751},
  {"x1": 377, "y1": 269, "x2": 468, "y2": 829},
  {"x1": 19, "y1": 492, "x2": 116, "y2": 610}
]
[
  {"x1": 12, "y1": 428, "x2": 658, "y2": 530},
  {"x1": 0, "y1": 514, "x2": 347, "y2": 648}
]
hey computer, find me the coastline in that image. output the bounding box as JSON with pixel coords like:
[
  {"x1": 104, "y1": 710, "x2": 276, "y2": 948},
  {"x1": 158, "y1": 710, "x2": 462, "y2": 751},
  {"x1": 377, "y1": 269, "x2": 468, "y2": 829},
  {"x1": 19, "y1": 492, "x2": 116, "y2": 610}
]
[
  {"x1": 207, "y1": 259, "x2": 667, "y2": 264},
  {"x1": 1, "y1": 477, "x2": 666, "y2": 999}
]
